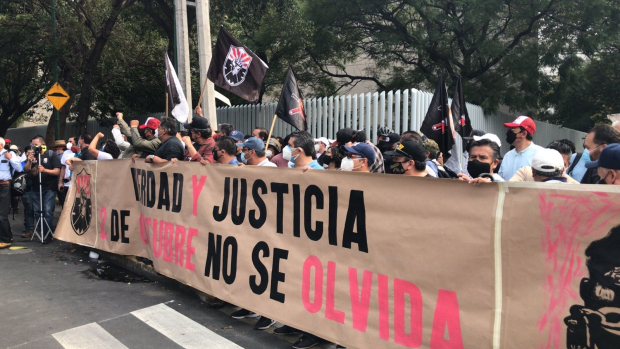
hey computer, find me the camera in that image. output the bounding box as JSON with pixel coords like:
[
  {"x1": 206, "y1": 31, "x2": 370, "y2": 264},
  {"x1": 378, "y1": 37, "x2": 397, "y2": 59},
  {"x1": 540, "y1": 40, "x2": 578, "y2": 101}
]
[{"x1": 32, "y1": 145, "x2": 47, "y2": 155}]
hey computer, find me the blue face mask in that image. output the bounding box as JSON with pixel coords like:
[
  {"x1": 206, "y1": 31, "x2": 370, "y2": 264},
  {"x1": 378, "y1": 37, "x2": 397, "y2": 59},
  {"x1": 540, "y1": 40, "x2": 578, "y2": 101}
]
[
  {"x1": 582, "y1": 149, "x2": 591, "y2": 162},
  {"x1": 240, "y1": 151, "x2": 247, "y2": 165}
]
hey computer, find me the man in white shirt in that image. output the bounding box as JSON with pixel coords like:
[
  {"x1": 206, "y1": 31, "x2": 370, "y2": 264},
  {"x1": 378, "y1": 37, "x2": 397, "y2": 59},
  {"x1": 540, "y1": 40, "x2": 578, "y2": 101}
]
[
  {"x1": 498, "y1": 116, "x2": 544, "y2": 181},
  {"x1": 238, "y1": 137, "x2": 276, "y2": 167},
  {"x1": 58, "y1": 138, "x2": 75, "y2": 207}
]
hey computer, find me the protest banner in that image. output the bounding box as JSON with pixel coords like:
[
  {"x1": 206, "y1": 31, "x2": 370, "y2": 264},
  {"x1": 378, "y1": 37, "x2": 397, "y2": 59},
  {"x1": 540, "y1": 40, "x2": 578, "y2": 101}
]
[{"x1": 55, "y1": 160, "x2": 620, "y2": 348}]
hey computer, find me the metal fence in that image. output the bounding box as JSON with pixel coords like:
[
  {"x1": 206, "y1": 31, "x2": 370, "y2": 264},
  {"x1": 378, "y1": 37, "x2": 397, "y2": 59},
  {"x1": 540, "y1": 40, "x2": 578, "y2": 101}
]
[{"x1": 6, "y1": 88, "x2": 586, "y2": 156}]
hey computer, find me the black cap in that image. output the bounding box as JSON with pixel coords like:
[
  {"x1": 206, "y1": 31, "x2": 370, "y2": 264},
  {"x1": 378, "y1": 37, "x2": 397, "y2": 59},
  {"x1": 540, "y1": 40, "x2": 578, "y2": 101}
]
[
  {"x1": 384, "y1": 132, "x2": 400, "y2": 145},
  {"x1": 183, "y1": 116, "x2": 210, "y2": 130},
  {"x1": 462, "y1": 129, "x2": 485, "y2": 140},
  {"x1": 336, "y1": 128, "x2": 355, "y2": 144},
  {"x1": 385, "y1": 139, "x2": 427, "y2": 162}
]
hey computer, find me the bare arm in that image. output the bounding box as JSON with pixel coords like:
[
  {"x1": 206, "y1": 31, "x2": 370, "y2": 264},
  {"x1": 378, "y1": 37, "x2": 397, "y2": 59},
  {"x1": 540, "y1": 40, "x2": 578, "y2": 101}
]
[{"x1": 88, "y1": 132, "x2": 104, "y2": 158}]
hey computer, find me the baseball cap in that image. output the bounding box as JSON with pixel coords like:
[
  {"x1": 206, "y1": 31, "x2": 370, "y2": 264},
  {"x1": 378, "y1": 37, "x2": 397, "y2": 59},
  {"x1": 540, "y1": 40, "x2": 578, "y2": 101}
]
[
  {"x1": 384, "y1": 132, "x2": 400, "y2": 146},
  {"x1": 585, "y1": 143, "x2": 620, "y2": 169},
  {"x1": 473, "y1": 133, "x2": 502, "y2": 148},
  {"x1": 229, "y1": 130, "x2": 244, "y2": 142},
  {"x1": 139, "y1": 117, "x2": 161, "y2": 130},
  {"x1": 385, "y1": 139, "x2": 427, "y2": 162},
  {"x1": 423, "y1": 139, "x2": 439, "y2": 154},
  {"x1": 183, "y1": 116, "x2": 210, "y2": 130},
  {"x1": 336, "y1": 128, "x2": 355, "y2": 144},
  {"x1": 5, "y1": 139, "x2": 11, "y2": 144},
  {"x1": 504, "y1": 116, "x2": 536, "y2": 135},
  {"x1": 531, "y1": 148, "x2": 564, "y2": 173},
  {"x1": 239, "y1": 137, "x2": 265, "y2": 152},
  {"x1": 314, "y1": 137, "x2": 330, "y2": 148},
  {"x1": 344, "y1": 143, "x2": 376, "y2": 165},
  {"x1": 462, "y1": 129, "x2": 485, "y2": 140}
]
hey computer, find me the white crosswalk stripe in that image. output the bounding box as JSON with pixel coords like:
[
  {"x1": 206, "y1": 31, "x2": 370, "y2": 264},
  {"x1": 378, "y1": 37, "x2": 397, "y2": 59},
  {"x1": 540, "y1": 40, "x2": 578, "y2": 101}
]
[
  {"x1": 52, "y1": 322, "x2": 128, "y2": 349},
  {"x1": 131, "y1": 303, "x2": 243, "y2": 349},
  {"x1": 52, "y1": 303, "x2": 243, "y2": 349}
]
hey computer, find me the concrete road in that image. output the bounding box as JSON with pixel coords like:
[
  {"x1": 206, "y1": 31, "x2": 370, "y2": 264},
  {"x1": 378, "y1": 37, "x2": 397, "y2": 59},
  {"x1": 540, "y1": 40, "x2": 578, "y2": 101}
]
[{"x1": 0, "y1": 206, "x2": 333, "y2": 349}]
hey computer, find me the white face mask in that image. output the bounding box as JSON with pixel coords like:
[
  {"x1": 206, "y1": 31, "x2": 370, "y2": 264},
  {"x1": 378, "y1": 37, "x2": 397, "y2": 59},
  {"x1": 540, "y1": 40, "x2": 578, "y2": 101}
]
[
  {"x1": 282, "y1": 145, "x2": 292, "y2": 161},
  {"x1": 314, "y1": 144, "x2": 320, "y2": 152},
  {"x1": 66, "y1": 142, "x2": 73, "y2": 149},
  {"x1": 154, "y1": 129, "x2": 159, "y2": 138},
  {"x1": 266, "y1": 150, "x2": 273, "y2": 159},
  {"x1": 340, "y1": 157, "x2": 355, "y2": 171}
]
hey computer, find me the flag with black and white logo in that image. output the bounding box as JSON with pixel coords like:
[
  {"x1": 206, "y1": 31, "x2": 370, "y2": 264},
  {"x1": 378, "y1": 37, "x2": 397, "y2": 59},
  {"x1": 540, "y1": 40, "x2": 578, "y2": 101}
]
[
  {"x1": 207, "y1": 27, "x2": 269, "y2": 103},
  {"x1": 165, "y1": 52, "x2": 190, "y2": 123}
]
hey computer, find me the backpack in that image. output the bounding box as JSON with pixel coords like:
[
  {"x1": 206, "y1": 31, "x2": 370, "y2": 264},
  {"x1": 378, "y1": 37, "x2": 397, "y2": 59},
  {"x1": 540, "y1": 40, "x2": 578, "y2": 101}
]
[{"x1": 567, "y1": 152, "x2": 583, "y2": 177}]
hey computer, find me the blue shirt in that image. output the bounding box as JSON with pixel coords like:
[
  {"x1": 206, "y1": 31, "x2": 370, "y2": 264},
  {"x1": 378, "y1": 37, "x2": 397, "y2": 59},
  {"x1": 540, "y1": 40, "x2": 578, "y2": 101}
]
[
  {"x1": 498, "y1": 142, "x2": 544, "y2": 181},
  {"x1": 227, "y1": 157, "x2": 239, "y2": 165},
  {"x1": 291, "y1": 160, "x2": 324, "y2": 170},
  {"x1": 0, "y1": 150, "x2": 23, "y2": 181},
  {"x1": 568, "y1": 152, "x2": 589, "y2": 182}
]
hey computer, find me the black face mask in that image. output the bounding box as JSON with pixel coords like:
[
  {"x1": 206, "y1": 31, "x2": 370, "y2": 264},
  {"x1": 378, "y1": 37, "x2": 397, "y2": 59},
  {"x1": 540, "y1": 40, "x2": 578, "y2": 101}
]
[
  {"x1": 377, "y1": 140, "x2": 386, "y2": 149},
  {"x1": 213, "y1": 149, "x2": 220, "y2": 161},
  {"x1": 390, "y1": 161, "x2": 408, "y2": 174},
  {"x1": 467, "y1": 159, "x2": 492, "y2": 179},
  {"x1": 506, "y1": 130, "x2": 518, "y2": 145},
  {"x1": 320, "y1": 155, "x2": 332, "y2": 167}
]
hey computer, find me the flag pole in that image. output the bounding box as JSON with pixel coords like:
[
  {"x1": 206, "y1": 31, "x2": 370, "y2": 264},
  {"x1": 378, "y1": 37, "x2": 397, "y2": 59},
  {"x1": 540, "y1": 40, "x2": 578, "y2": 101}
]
[
  {"x1": 265, "y1": 114, "x2": 277, "y2": 148},
  {"x1": 165, "y1": 92, "x2": 169, "y2": 117},
  {"x1": 196, "y1": 77, "x2": 209, "y2": 109}
]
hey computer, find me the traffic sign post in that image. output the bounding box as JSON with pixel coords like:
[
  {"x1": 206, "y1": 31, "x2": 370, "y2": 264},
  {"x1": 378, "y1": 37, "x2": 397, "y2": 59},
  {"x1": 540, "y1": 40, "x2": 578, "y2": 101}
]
[{"x1": 45, "y1": 83, "x2": 70, "y2": 111}]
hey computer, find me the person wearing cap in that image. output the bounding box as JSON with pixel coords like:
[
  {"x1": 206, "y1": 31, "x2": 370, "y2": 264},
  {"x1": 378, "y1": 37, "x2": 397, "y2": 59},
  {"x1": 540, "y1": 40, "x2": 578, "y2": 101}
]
[
  {"x1": 144, "y1": 117, "x2": 184, "y2": 163},
  {"x1": 530, "y1": 149, "x2": 569, "y2": 183},
  {"x1": 385, "y1": 140, "x2": 430, "y2": 177},
  {"x1": 510, "y1": 140, "x2": 580, "y2": 183},
  {"x1": 229, "y1": 130, "x2": 245, "y2": 163},
  {"x1": 586, "y1": 143, "x2": 620, "y2": 185},
  {"x1": 53, "y1": 140, "x2": 66, "y2": 157},
  {"x1": 266, "y1": 138, "x2": 281, "y2": 160},
  {"x1": 208, "y1": 136, "x2": 239, "y2": 165},
  {"x1": 353, "y1": 130, "x2": 385, "y2": 173},
  {"x1": 179, "y1": 116, "x2": 215, "y2": 163},
  {"x1": 271, "y1": 134, "x2": 292, "y2": 168},
  {"x1": 457, "y1": 138, "x2": 504, "y2": 184},
  {"x1": 378, "y1": 132, "x2": 400, "y2": 154},
  {"x1": 498, "y1": 116, "x2": 544, "y2": 181},
  {"x1": 58, "y1": 137, "x2": 76, "y2": 206},
  {"x1": 423, "y1": 139, "x2": 456, "y2": 178},
  {"x1": 581, "y1": 125, "x2": 620, "y2": 184},
  {"x1": 286, "y1": 131, "x2": 324, "y2": 170},
  {"x1": 314, "y1": 137, "x2": 330, "y2": 158},
  {"x1": 341, "y1": 143, "x2": 375, "y2": 172},
  {"x1": 128, "y1": 117, "x2": 162, "y2": 159},
  {"x1": 238, "y1": 137, "x2": 276, "y2": 167}
]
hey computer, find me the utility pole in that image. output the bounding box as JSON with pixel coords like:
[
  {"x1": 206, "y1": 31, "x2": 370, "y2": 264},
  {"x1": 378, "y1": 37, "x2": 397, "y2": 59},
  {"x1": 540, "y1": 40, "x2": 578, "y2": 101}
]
[
  {"x1": 195, "y1": 0, "x2": 217, "y2": 126},
  {"x1": 174, "y1": 0, "x2": 192, "y2": 119},
  {"x1": 52, "y1": 0, "x2": 59, "y2": 140}
]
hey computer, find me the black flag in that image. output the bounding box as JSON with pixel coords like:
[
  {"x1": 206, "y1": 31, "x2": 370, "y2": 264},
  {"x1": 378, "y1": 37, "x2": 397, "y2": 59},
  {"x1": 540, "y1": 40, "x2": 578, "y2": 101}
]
[
  {"x1": 165, "y1": 52, "x2": 189, "y2": 123},
  {"x1": 207, "y1": 27, "x2": 268, "y2": 103},
  {"x1": 450, "y1": 76, "x2": 472, "y2": 146},
  {"x1": 420, "y1": 73, "x2": 454, "y2": 161},
  {"x1": 275, "y1": 66, "x2": 307, "y2": 131}
]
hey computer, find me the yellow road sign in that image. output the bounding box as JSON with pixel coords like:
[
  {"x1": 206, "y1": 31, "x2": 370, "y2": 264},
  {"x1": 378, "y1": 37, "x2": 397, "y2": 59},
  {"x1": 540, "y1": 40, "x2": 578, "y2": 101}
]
[{"x1": 45, "y1": 82, "x2": 70, "y2": 111}]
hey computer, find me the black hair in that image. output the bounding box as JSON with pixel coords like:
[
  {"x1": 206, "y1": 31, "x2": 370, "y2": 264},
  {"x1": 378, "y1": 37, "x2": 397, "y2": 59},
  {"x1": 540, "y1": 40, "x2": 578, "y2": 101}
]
[
  {"x1": 413, "y1": 160, "x2": 426, "y2": 171},
  {"x1": 401, "y1": 131, "x2": 423, "y2": 144},
  {"x1": 80, "y1": 133, "x2": 93, "y2": 145},
  {"x1": 31, "y1": 136, "x2": 46, "y2": 144},
  {"x1": 196, "y1": 126, "x2": 212, "y2": 139},
  {"x1": 519, "y1": 127, "x2": 534, "y2": 141},
  {"x1": 219, "y1": 123, "x2": 234, "y2": 136},
  {"x1": 547, "y1": 140, "x2": 573, "y2": 158},
  {"x1": 244, "y1": 134, "x2": 251, "y2": 140},
  {"x1": 329, "y1": 145, "x2": 345, "y2": 169},
  {"x1": 290, "y1": 131, "x2": 315, "y2": 157},
  {"x1": 591, "y1": 125, "x2": 620, "y2": 146},
  {"x1": 24, "y1": 145, "x2": 32, "y2": 152},
  {"x1": 254, "y1": 149, "x2": 266, "y2": 158},
  {"x1": 103, "y1": 139, "x2": 121, "y2": 159},
  {"x1": 353, "y1": 130, "x2": 367, "y2": 143},
  {"x1": 470, "y1": 139, "x2": 501, "y2": 162},
  {"x1": 557, "y1": 139, "x2": 576, "y2": 154},
  {"x1": 275, "y1": 137, "x2": 284, "y2": 145},
  {"x1": 216, "y1": 136, "x2": 237, "y2": 156},
  {"x1": 160, "y1": 117, "x2": 177, "y2": 136},
  {"x1": 255, "y1": 127, "x2": 268, "y2": 140}
]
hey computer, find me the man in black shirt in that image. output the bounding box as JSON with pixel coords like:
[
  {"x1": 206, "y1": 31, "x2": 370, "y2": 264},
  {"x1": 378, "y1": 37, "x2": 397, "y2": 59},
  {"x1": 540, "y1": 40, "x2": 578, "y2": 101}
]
[
  {"x1": 78, "y1": 133, "x2": 96, "y2": 161},
  {"x1": 23, "y1": 136, "x2": 61, "y2": 243},
  {"x1": 145, "y1": 117, "x2": 184, "y2": 163}
]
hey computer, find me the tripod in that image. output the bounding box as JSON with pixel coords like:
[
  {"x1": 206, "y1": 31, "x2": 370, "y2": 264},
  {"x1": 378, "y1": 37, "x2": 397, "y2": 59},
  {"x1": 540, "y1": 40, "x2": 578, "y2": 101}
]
[{"x1": 32, "y1": 151, "x2": 52, "y2": 243}]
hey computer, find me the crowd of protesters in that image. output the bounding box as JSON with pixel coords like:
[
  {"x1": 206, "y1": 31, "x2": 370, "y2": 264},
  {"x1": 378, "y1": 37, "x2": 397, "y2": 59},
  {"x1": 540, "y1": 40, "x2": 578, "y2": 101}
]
[{"x1": 1, "y1": 110, "x2": 619, "y2": 348}]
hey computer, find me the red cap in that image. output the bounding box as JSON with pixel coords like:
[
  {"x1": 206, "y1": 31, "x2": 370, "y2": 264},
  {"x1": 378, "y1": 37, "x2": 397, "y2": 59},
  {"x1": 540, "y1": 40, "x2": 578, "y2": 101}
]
[
  {"x1": 504, "y1": 116, "x2": 536, "y2": 135},
  {"x1": 5, "y1": 139, "x2": 11, "y2": 144},
  {"x1": 139, "y1": 117, "x2": 161, "y2": 130}
]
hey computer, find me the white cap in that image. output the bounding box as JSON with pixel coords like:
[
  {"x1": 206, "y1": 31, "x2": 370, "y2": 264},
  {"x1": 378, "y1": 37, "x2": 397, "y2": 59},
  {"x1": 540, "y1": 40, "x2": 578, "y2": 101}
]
[
  {"x1": 473, "y1": 133, "x2": 502, "y2": 148},
  {"x1": 314, "y1": 137, "x2": 331, "y2": 148},
  {"x1": 531, "y1": 148, "x2": 564, "y2": 173}
]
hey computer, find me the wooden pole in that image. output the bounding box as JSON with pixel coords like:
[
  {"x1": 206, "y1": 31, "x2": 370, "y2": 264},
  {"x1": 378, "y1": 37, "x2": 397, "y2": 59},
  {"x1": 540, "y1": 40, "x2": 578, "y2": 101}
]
[
  {"x1": 165, "y1": 92, "x2": 169, "y2": 117},
  {"x1": 196, "y1": 76, "x2": 209, "y2": 109},
  {"x1": 265, "y1": 114, "x2": 278, "y2": 149}
]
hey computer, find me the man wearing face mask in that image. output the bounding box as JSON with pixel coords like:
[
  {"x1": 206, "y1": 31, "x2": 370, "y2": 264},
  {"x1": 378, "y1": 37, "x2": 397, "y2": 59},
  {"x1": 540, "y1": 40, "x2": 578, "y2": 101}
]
[
  {"x1": 207, "y1": 136, "x2": 239, "y2": 165},
  {"x1": 180, "y1": 116, "x2": 214, "y2": 163},
  {"x1": 285, "y1": 131, "x2": 324, "y2": 170},
  {"x1": 498, "y1": 116, "x2": 544, "y2": 181},
  {"x1": 266, "y1": 139, "x2": 281, "y2": 161},
  {"x1": 76, "y1": 133, "x2": 96, "y2": 161},
  {"x1": 581, "y1": 125, "x2": 620, "y2": 184},
  {"x1": 341, "y1": 143, "x2": 375, "y2": 172},
  {"x1": 144, "y1": 117, "x2": 184, "y2": 163},
  {"x1": 271, "y1": 135, "x2": 292, "y2": 167},
  {"x1": 585, "y1": 143, "x2": 620, "y2": 185},
  {"x1": 457, "y1": 138, "x2": 504, "y2": 184},
  {"x1": 353, "y1": 130, "x2": 385, "y2": 173},
  {"x1": 314, "y1": 137, "x2": 330, "y2": 158},
  {"x1": 385, "y1": 140, "x2": 430, "y2": 177},
  {"x1": 510, "y1": 140, "x2": 580, "y2": 183},
  {"x1": 238, "y1": 137, "x2": 276, "y2": 167}
]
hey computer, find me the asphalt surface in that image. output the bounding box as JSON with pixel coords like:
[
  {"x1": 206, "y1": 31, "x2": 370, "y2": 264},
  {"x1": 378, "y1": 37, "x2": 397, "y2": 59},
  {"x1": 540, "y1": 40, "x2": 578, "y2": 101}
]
[{"x1": 0, "y1": 205, "x2": 334, "y2": 349}]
